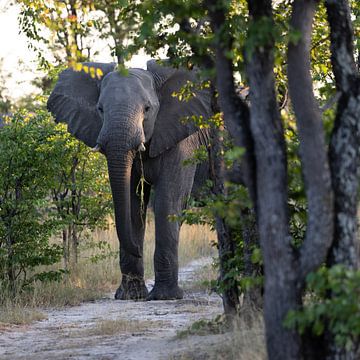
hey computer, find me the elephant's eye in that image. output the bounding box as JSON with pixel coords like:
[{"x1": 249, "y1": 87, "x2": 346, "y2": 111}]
[
  {"x1": 144, "y1": 105, "x2": 150, "y2": 113},
  {"x1": 97, "y1": 105, "x2": 104, "y2": 114}
]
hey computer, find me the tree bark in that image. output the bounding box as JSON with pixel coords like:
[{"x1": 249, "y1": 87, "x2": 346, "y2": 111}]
[
  {"x1": 326, "y1": 0, "x2": 360, "y2": 270},
  {"x1": 206, "y1": 0, "x2": 262, "y2": 314},
  {"x1": 208, "y1": 85, "x2": 241, "y2": 318},
  {"x1": 288, "y1": 0, "x2": 334, "y2": 281},
  {"x1": 325, "y1": 1, "x2": 360, "y2": 358},
  {"x1": 62, "y1": 228, "x2": 69, "y2": 270},
  {"x1": 206, "y1": 0, "x2": 256, "y2": 204},
  {"x1": 70, "y1": 225, "x2": 78, "y2": 267},
  {"x1": 209, "y1": 131, "x2": 241, "y2": 318},
  {"x1": 288, "y1": 2, "x2": 335, "y2": 357},
  {"x1": 247, "y1": 0, "x2": 301, "y2": 358}
]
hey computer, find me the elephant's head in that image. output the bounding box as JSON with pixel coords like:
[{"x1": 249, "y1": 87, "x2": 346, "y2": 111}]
[{"x1": 47, "y1": 60, "x2": 211, "y2": 258}]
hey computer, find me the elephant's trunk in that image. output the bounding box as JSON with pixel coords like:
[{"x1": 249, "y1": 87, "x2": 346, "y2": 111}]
[{"x1": 106, "y1": 147, "x2": 141, "y2": 258}]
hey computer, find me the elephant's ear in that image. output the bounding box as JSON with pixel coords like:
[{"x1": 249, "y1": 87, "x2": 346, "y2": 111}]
[
  {"x1": 147, "y1": 60, "x2": 212, "y2": 158},
  {"x1": 47, "y1": 62, "x2": 116, "y2": 148}
]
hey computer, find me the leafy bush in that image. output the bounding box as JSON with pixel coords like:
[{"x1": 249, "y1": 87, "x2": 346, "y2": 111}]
[
  {"x1": 285, "y1": 265, "x2": 360, "y2": 351},
  {"x1": 0, "y1": 109, "x2": 112, "y2": 297},
  {"x1": 0, "y1": 110, "x2": 63, "y2": 294},
  {"x1": 43, "y1": 115, "x2": 112, "y2": 267}
]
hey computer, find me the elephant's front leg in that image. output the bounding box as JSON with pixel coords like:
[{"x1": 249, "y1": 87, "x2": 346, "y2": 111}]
[
  {"x1": 115, "y1": 172, "x2": 151, "y2": 300},
  {"x1": 147, "y1": 203, "x2": 183, "y2": 300},
  {"x1": 147, "y1": 152, "x2": 197, "y2": 300}
]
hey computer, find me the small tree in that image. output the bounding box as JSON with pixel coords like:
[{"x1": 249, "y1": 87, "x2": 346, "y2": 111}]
[
  {"x1": 17, "y1": 0, "x2": 96, "y2": 67},
  {"x1": 0, "y1": 111, "x2": 63, "y2": 295},
  {"x1": 45, "y1": 124, "x2": 113, "y2": 268},
  {"x1": 93, "y1": 0, "x2": 139, "y2": 64}
]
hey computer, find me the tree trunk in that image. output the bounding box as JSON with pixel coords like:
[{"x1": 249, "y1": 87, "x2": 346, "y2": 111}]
[
  {"x1": 62, "y1": 228, "x2": 69, "y2": 270},
  {"x1": 325, "y1": 0, "x2": 360, "y2": 270},
  {"x1": 247, "y1": 0, "x2": 301, "y2": 358},
  {"x1": 209, "y1": 126, "x2": 240, "y2": 319},
  {"x1": 70, "y1": 224, "x2": 78, "y2": 267},
  {"x1": 288, "y1": 2, "x2": 335, "y2": 357},
  {"x1": 206, "y1": 0, "x2": 262, "y2": 313},
  {"x1": 206, "y1": 0, "x2": 256, "y2": 204},
  {"x1": 325, "y1": 1, "x2": 360, "y2": 357},
  {"x1": 288, "y1": 0, "x2": 334, "y2": 282}
]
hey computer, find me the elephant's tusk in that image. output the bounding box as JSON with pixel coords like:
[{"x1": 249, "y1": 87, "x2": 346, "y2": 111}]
[
  {"x1": 91, "y1": 144, "x2": 101, "y2": 152},
  {"x1": 138, "y1": 143, "x2": 146, "y2": 152}
]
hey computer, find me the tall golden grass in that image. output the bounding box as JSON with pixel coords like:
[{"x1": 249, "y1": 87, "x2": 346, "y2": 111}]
[{"x1": 87, "y1": 215, "x2": 216, "y2": 280}]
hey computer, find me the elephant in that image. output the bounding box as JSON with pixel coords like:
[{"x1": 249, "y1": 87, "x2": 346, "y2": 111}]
[{"x1": 47, "y1": 60, "x2": 212, "y2": 300}]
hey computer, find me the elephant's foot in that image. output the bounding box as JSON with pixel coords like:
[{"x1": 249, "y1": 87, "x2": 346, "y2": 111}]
[
  {"x1": 146, "y1": 285, "x2": 184, "y2": 300},
  {"x1": 115, "y1": 277, "x2": 148, "y2": 300}
]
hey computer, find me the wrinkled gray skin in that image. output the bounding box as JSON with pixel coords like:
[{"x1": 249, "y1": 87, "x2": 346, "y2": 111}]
[{"x1": 47, "y1": 60, "x2": 211, "y2": 300}]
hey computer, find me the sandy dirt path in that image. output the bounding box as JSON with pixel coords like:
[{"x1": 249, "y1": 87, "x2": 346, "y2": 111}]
[{"x1": 0, "y1": 258, "x2": 224, "y2": 360}]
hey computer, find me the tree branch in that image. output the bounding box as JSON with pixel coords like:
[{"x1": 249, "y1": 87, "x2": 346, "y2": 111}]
[
  {"x1": 326, "y1": 0, "x2": 358, "y2": 91},
  {"x1": 206, "y1": 0, "x2": 257, "y2": 205},
  {"x1": 288, "y1": 0, "x2": 334, "y2": 282}
]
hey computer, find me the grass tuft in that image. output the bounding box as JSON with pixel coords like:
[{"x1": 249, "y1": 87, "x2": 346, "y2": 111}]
[
  {"x1": 0, "y1": 303, "x2": 46, "y2": 325},
  {"x1": 174, "y1": 311, "x2": 266, "y2": 360},
  {"x1": 86, "y1": 318, "x2": 163, "y2": 336},
  {"x1": 177, "y1": 314, "x2": 227, "y2": 339}
]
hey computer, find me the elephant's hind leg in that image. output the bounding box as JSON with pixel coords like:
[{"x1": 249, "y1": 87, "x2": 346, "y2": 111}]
[{"x1": 115, "y1": 172, "x2": 151, "y2": 300}]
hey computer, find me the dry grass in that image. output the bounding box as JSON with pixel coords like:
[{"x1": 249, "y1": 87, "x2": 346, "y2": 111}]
[
  {"x1": 225, "y1": 312, "x2": 266, "y2": 360},
  {"x1": 173, "y1": 311, "x2": 266, "y2": 360},
  {"x1": 86, "y1": 214, "x2": 216, "y2": 280},
  {"x1": 178, "y1": 223, "x2": 216, "y2": 266},
  {"x1": 0, "y1": 302, "x2": 46, "y2": 325},
  {"x1": 0, "y1": 251, "x2": 120, "y2": 309},
  {"x1": 85, "y1": 318, "x2": 163, "y2": 336}
]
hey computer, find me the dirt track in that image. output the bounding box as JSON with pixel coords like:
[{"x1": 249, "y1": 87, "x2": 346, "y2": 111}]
[{"x1": 0, "y1": 258, "x2": 224, "y2": 360}]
